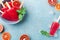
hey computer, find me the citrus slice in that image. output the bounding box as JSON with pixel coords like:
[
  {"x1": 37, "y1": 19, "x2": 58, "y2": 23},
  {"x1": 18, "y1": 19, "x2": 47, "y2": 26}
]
[
  {"x1": 2, "y1": 32, "x2": 11, "y2": 40},
  {"x1": 48, "y1": 0, "x2": 57, "y2": 6},
  {"x1": 55, "y1": 3, "x2": 60, "y2": 10},
  {"x1": 12, "y1": 1, "x2": 21, "y2": 7},
  {"x1": 0, "y1": 24, "x2": 4, "y2": 33},
  {"x1": 20, "y1": 34, "x2": 30, "y2": 40}
]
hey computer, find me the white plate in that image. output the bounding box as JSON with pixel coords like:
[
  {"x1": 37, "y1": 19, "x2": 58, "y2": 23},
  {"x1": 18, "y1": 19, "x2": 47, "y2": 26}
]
[{"x1": 0, "y1": 17, "x2": 21, "y2": 24}]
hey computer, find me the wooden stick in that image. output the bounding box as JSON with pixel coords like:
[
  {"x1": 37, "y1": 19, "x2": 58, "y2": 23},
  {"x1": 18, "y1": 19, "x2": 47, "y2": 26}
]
[
  {"x1": 20, "y1": 1, "x2": 24, "y2": 8},
  {"x1": 11, "y1": 0, "x2": 13, "y2": 2},
  {"x1": 11, "y1": 0, "x2": 14, "y2": 7},
  {"x1": 0, "y1": 10, "x2": 3, "y2": 14},
  {"x1": 6, "y1": 2, "x2": 11, "y2": 9},
  {"x1": 1, "y1": 3, "x2": 5, "y2": 8},
  {"x1": 56, "y1": 16, "x2": 60, "y2": 22},
  {"x1": 0, "y1": 0, "x2": 5, "y2": 8}
]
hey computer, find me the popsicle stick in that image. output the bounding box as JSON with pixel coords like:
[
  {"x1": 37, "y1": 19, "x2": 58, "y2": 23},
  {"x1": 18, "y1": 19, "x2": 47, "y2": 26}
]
[
  {"x1": 1, "y1": 3, "x2": 5, "y2": 8},
  {"x1": 11, "y1": 0, "x2": 13, "y2": 2},
  {"x1": 0, "y1": 10, "x2": 3, "y2": 14},
  {"x1": 11, "y1": 0, "x2": 14, "y2": 3},
  {"x1": 0, "y1": 0, "x2": 5, "y2": 8},
  {"x1": 6, "y1": 2, "x2": 11, "y2": 9},
  {"x1": 56, "y1": 16, "x2": 60, "y2": 22},
  {"x1": 20, "y1": 1, "x2": 24, "y2": 8}
]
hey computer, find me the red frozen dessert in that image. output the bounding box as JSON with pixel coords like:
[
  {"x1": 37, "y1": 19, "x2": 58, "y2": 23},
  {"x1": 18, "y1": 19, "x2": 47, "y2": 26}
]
[
  {"x1": 1, "y1": 7, "x2": 8, "y2": 12},
  {"x1": 49, "y1": 16, "x2": 60, "y2": 36},
  {"x1": 50, "y1": 22, "x2": 59, "y2": 36},
  {"x1": 2, "y1": 8, "x2": 18, "y2": 21},
  {"x1": 0, "y1": 0, "x2": 23, "y2": 21},
  {"x1": 13, "y1": 1, "x2": 21, "y2": 7}
]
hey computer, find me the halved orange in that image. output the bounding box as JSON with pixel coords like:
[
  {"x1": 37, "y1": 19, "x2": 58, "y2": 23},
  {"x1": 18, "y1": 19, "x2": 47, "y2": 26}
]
[
  {"x1": 20, "y1": 34, "x2": 30, "y2": 40},
  {"x1": 55, "y1": 3, "x2": 60, "y2": 10},
  {"x1": 2, "y1": 32, "x2": 11, "y2": 40},
  {"x1": 0, "y1": 24, "x2": 4, "y2": 33},
  {"x1": 48, "y1": 0, "x2": 57, "y2": 6}
]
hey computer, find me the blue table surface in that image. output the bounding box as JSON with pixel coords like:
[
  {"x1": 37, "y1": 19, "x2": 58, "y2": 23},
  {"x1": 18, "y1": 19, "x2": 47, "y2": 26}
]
[{"x1": 0, "y1": 0, "x2": 60, "y2": 40}]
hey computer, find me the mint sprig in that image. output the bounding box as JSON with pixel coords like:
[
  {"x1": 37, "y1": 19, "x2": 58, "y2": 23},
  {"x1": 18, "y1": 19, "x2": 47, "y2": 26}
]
[
  {"x1": 40, "y1": 30, "x2": 50, "y2": 37},
  {"x1": 19, "y1": 14, "x2": 23, "y2": 21},
  {"x1": 17, "y1": 7, "x2": 26, "y2": 20},
  {"x1": 17, "y1": 7, "x2": 26, "y2": 15}
]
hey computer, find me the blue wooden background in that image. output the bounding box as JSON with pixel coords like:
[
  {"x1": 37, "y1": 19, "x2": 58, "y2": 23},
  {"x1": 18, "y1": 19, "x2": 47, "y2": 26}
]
[{"x1": 0, "y1": 0, "x2": 60, "y2": 40}]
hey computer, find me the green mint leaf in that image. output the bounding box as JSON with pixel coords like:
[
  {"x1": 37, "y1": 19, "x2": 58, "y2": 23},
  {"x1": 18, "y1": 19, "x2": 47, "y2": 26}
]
[
  {"x1": 17, "y1": 10, "x2": 21, "y2": 14},
  {"x1": 17, "y1": 7, "x2": 26, "y2": 21},
  {"x1": 20, "y1": 7, "x2": 26, "y2": 15},
  {"x1": 17, "y1": 7, "x2": 26, "y2": 15},
  {"x1": 40, "y1": 30, "x2": 50, "y2": 37},
  {"x1": 19, "y1": 14, "x2": 23, "y2": 21}
]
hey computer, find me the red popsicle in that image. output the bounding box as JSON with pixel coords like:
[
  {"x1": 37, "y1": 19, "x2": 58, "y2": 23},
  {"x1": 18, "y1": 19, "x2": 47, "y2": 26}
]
[
  {"x1": 1, "y1": 1, "x2": 14, "y2": 12},
  {"x1": 2, "y1": 8, "x2": 18, "y2": 21},
  {"x1": 49, "y1": 16, "x2": 60, "y2": 36},
  {"x1": 1, "y1": 7, "x2": 8, "y2": 12},
  {"x1": 2, "y1": 1, "x2": 14, "y2": 12},
  {"x1": 1, "y1": 2, "x2": 13, "y2": 12},
  {"x1": 8, "y1": 2, "x2": 13, "y2": 7},
  {"x1": 3, "y1": 1, "x2": 23, "y2": 11},
  {"x1": 1, "y1": 3, "x2": 8, "y2": 12},
  {"x1": 12, "y1": 0, "x2": 23, "y2": 10},
  {"x1": 12, "y1": 1, "x2": 21, "y2": 7},
  {"x1": 1, "y1": 2, "x2": 18, "y2": 21}
]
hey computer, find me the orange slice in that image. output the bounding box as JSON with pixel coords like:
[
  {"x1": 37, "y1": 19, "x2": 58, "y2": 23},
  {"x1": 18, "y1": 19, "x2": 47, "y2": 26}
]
[
  {"x1": 2, "y1": 32, "x2": 11, "y2": 40},
  {"x1": 0, "y1": 24, "x2": 4, "y2": 33},
  {"x1": 55, "y1": 3, "x2": 60, "y2": 10},
  {"x1": 20, "y1": 34, "x2": 30, "y2": 40}
]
